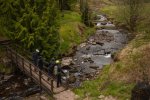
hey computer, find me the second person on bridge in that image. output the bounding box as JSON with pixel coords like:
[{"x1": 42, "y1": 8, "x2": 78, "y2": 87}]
[{"x1": 37, "y1": 56, "x2": 44, "y2": 70}]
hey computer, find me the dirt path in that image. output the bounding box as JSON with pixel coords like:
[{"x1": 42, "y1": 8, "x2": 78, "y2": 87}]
[{"x1": 54, "y1": 90, "x2": 76, "y2": 100}]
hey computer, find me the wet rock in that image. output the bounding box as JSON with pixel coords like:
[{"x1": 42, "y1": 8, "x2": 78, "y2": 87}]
[
  {"x1": 101, "y1": 22, "x2": 107, "y2": 25},
  {"x1": 96, "y1": 42, "x2": 104, "y2": 46},
  {"x1": 40, "y1": 96, "x2": 48, "y2": 100},
  {"x1": 4, "y1": 75, "x2": 14, "y2": 80},
  {"x1": 61, "y1": 57, "x2": 73, "y2": 66},
  {"x1": 83, "y1": 57, "x2": 93, "y2": 63},
  {"x1": 89, "y1": 66, "x2": 99, "y2": 70},
  {"x1": 68, "y1": 75, "x2": 76, "y2": 84},
  {"x1": 108, "y1": 21, "x2": 113, "y2": 24},
  {"x1": 73, "y1": 79, "x2": 81, "y2": 87},
  {"x1": 24, "y1": 79, "x2": 29, "y2": 86},
  {"x1": 94, "y1": 32, "x2": 114, "y2": 43},
  {"x1": 95, "y1": 71, "x2": 100, "y2": 75},
  {"x1": 80, "y1": 43, "x2": 87, "y2": 48},
  {"x1": 81, "y1": 54, "x2": 92, "y2": 59},
  {"x1": 96, "y1": 23, "x2": 101, "y2": 26},
  {"x1": 62, "y1": 65, "x2": 72, "y2": 70},
  {"x1": 75, "y1": 95, "x2": 80, "y2": 99},
  {"x1": 6, "y1": 87, "x2": 11, "y2": 90},
  {"x1": 92, "y1": 42, "x2": 97, "y2": 45},
  {"x1": 98, "y1": 95, "x2": 105, "y2": 99},
  {"x1": 88, "y1": 38, "x2": 94, "y2": 42},
  {"x1": 14, "y1": 83, "x2": 20, "y2": 88},
  {"x1": 86, "y1": 46, "x2": 90, "y2": 50}
]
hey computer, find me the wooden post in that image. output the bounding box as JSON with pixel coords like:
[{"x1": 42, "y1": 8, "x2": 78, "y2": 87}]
[
  {"x1": 22, "y1": 58, "x2": 24, "y2": 72},
  {"x1": 39, "y1": 70, "x2": 42, "y2": 91},
  {"x1": 15, "y1": 52, "x2": 18, "y2": 66},
  {"x1": 51, "y1": 80, "x2": 54, "y2": 92},
  {"x1": 10, "y1": 49, "x2": 13, "y2": 71},
  {"x1": 66, "y1": 79, "x2": 69, "y2": 90},
  {"x1": 29, "y1": 63, "x2": 32, "y2": 76},
  {"x1": 5, "y1": 46, "x2": 8, "y2": 57}
]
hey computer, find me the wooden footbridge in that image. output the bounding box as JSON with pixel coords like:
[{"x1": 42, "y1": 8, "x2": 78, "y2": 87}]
[{"x1": 2, "y1": 44, "x2": 68, "y2": 95}]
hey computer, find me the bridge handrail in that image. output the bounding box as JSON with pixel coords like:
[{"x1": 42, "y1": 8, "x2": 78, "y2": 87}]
[
  {"x1": 6, "y1": 45, "x2": 69, "y2": 93},
  {"x1": 6, "y1": 46, "x2": 55, "y2": 93},
  {"x1": 7, "y1": 44, "x2": 69, "y2": 85}
]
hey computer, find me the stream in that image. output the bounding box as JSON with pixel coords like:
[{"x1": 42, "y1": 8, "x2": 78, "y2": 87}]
[{"x1": 61, "y1": 14, "x2": 128, "y2": 87}]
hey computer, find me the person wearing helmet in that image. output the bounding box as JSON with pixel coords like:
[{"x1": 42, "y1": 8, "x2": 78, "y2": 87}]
[
  {"x1": 32, "y1": 49, "x2": 40, "y2": 66},
  {"x1": 54, "y1": 60, "x2": 64, "y2": 87},
  {"x1": 54, "y1": 60, "x2": 60, "y2": 75}
]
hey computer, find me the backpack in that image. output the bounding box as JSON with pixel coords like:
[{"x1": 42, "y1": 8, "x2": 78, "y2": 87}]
[{"x1": 54, "y1": 65, "x2": 58, "y2": 75}]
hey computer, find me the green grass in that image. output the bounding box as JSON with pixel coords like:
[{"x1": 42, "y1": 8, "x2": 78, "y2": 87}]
[
  {"x1": 101, "y1": 82, "x2": 134, "y2": 100},
  {"x1": 73, "y1": 65, "x2": 134, "y2": 100},
  {"x1": 73, "y1": 66, "x2": 109, "y2": 98},
  {"x1": 136, "y1": 3, "x2": 150, "y2": 32},
  {"x1": 58, "y1": 11, "x2": 95, "y2": 55},
  {"x1": 132, "y1": 32, "x2": 150, "y2": 48},
  {"x1": 101, "y1": 5, "x2": 117, "y2": 17}
]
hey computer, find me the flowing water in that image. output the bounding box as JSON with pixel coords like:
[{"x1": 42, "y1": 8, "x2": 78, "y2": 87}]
[{"x1": 62, "y1": 15, "x2": 128, "y2": 87}]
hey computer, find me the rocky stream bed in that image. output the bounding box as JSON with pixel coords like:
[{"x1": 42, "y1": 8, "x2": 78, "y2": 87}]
[{"x1": 61, "y1": 15, "x2": 128, "y2": 87}]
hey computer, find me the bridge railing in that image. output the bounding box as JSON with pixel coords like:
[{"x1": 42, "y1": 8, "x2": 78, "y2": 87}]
[
  {"x1": 7, "y1": 44, "x2": 69, "y2": 88},
  {"x1": 6, "y1": 46, "x2": 54, "y2": 94}
]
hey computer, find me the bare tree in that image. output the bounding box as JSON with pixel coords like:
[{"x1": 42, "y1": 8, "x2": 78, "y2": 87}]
[{"x1": 117, "y1": 0, "x2": 144, "y2": 32}]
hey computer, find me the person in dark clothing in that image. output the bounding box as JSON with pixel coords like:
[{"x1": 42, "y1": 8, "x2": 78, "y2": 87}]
[
  {"x1": 54, "y1": 60, "x2": 64, "y2": 87},
  {"x1": 32, "y1": 49, "x2": 40, "y2": 66},
  {"x1": 48, "y1": 58, "x2": 55, "y2": 76},
  {"x1": 37, "y1": 56, "x2": 44, "y2": 70}
]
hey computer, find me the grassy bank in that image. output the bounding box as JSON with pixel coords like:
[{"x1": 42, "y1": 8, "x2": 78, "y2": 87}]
[
  {"x1": 58, "y1": 11, "x2": 95, "y2": 55},
  {"x1": 73, "y1": 65, "x2": 135, "y2": 100}
]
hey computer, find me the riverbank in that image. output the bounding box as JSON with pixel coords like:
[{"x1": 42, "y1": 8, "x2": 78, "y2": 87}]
[{"x1": 72, "y1": 1, "x2": 150, "y2": 100}]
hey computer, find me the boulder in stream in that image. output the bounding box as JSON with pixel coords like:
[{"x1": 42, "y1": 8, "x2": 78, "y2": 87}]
[{"x1": 61, "y1": 57, "x2": 73, "y2": 66}]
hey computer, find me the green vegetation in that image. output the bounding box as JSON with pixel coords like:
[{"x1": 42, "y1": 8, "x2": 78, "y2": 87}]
[
  {"x1": 0, "y1": 0, "x2": 95, "y2": 59},
  {"x1": 101, "y1": 2, "x2": 150, "y2": 32},
  {"x1": 0, "y1": 0, "x2": 95, "y2": 74},
  {"x1": 74, "y1": 0, "x2": 150, "y2": 100},
  {"x1": 74, "y1": 66, "x2": 135, "y2": 100},
  {"x1": 58, "y1": 11, "x2": 94, "y2": 55}
]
